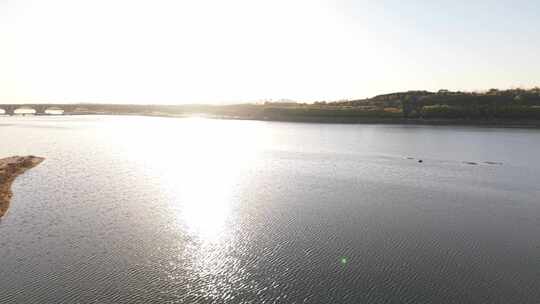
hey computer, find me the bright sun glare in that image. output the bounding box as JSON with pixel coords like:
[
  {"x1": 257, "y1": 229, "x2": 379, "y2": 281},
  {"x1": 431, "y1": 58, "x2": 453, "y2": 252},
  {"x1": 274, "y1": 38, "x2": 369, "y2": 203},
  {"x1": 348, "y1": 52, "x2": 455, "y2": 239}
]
[{"x1": 111, "y1": 117, "x2": 266, "y2": 241}]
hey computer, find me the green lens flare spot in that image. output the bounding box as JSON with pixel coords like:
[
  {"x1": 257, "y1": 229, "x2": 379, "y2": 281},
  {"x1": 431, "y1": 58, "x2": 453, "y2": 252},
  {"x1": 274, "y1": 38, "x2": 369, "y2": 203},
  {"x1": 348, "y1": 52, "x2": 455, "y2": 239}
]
[{"x1": 340, "y1": 257, "x2": 348, "y2": 264}]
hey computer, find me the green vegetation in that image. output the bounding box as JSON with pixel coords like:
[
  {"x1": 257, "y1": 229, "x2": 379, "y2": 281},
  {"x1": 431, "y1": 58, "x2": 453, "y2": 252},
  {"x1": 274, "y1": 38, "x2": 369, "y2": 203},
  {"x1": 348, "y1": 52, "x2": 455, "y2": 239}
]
[
  {"x1": 260, "y1": 106, "x2": 403, "y2": 119},
  {"x1": 321, "y1": 88, "x2": 540, "y2": 120},
  {"x1": 253, "y1": 88, "x2": 540, "y2": 123}
]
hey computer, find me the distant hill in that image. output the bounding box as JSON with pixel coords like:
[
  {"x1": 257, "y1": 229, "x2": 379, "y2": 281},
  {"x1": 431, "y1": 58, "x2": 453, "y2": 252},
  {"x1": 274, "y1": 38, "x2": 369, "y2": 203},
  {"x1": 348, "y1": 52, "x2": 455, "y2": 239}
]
[{"x1": 322, "y1": 88, "x2": 540, "y2": 120}]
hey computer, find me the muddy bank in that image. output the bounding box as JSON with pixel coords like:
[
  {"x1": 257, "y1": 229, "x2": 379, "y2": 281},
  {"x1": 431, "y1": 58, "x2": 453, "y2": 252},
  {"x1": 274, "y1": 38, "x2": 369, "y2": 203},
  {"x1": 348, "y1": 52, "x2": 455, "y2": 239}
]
[{"x1": 0, "y1": 156, "x2": 44, "y2": 218}]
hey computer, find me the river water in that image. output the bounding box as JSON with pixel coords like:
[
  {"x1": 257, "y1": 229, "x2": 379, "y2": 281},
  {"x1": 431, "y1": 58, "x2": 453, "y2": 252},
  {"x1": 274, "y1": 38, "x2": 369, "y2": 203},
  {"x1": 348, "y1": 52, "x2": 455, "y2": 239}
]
[{"x1": 1, "y1": 116, "x2": 539, "y2": 303}]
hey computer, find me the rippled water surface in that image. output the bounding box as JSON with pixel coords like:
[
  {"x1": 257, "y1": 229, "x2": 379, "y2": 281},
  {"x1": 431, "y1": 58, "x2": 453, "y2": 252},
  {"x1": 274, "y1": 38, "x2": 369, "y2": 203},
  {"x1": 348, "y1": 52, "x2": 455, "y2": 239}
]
[{"x1": 1, "y1": 116, "x2": 539, "y2": 303}]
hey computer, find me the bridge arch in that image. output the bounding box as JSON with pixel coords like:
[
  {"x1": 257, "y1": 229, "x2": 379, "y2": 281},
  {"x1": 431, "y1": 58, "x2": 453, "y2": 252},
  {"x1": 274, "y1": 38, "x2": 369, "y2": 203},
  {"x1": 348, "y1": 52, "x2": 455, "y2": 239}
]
[
  {"x1": 0, "y1": 106, "x2": 17, "y2": 115},
  {"x1": 13, "y1": 106, "x2": 37, "y2": 115},
  {"x1": 43, "y1": 107, "x2": 65, "y2": 115}
]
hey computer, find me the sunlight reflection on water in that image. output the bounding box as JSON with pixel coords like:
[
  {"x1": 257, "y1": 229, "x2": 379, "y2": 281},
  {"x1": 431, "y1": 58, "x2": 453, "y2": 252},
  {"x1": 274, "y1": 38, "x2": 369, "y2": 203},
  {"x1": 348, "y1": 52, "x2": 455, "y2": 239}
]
[{"x1": 106, "y1": 117, "x2": 267, "y2": 299}]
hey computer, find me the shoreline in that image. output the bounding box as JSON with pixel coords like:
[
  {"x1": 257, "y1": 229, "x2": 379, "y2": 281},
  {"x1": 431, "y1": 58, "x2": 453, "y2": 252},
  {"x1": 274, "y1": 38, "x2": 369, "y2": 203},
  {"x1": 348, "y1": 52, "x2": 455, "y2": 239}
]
[
  {"x1": 0, "y1": 156, "x2": 44, "y2": 218},
  {"x1": 78, "y1": 113, "x2": 540, "y2": 129},
  {"x1": 4, "y1": 112, "x2": 540, "y2": 128}
]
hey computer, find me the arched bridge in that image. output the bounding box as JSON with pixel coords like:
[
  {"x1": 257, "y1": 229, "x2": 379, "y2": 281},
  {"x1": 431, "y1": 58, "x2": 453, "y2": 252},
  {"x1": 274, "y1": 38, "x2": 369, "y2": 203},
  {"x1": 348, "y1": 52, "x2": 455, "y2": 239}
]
[
  {"x1": 0, "y1": 104, "x2": 78, "y2": 115},
  {"x1": 0, "y1": 103, "x2": 241, "y2": 116}
]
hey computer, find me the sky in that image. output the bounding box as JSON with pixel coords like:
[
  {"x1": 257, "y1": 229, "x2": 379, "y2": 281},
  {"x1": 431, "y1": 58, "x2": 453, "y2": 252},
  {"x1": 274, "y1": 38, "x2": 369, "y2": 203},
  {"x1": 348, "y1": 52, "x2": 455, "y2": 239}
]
[{"x1": 1, "y1": 0, "x2": 539, "y2": 104}]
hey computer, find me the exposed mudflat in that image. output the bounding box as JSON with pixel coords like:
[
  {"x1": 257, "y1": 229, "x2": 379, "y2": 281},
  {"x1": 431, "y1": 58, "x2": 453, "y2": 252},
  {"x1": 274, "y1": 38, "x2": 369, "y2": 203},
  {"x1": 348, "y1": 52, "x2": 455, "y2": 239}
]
[{"x1": 0, "y1": 156, "x2": 44, "y2": 218}]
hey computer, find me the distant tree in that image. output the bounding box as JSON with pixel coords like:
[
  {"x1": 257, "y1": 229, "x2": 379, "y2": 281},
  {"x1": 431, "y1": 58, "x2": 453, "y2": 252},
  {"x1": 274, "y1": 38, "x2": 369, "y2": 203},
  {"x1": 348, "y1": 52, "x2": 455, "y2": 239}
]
[{"x1": 402, "y1": 95, "x2": 422, "y2": 118}]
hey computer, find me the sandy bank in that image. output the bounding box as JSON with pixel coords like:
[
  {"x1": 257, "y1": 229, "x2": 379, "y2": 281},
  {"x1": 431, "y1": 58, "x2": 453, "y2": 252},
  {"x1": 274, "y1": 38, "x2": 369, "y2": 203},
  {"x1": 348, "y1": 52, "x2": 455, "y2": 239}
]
[{"x1": 0, "y1": 156, "x2": 44, "y2": 218}]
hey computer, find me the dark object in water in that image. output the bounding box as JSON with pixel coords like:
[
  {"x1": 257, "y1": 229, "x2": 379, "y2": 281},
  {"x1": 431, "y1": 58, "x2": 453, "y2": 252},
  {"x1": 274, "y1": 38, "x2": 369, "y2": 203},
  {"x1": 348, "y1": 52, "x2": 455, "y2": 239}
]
[
  {"x1": 418, "y1": 160, "x2": 423, "y2": 163},
  {"x1": 463, "y1": 161, "x2": 478, "y2": 165},
  {"x1": 484, "y1": 161, "x2": 503, "y2": 165}
]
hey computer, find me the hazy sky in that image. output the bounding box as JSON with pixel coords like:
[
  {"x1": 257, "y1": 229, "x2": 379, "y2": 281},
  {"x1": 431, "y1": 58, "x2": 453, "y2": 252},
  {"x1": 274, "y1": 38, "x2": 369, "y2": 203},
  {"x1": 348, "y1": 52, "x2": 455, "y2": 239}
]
[{"x1": 1, "y1": 0, "x2": 539, "y2": 104}]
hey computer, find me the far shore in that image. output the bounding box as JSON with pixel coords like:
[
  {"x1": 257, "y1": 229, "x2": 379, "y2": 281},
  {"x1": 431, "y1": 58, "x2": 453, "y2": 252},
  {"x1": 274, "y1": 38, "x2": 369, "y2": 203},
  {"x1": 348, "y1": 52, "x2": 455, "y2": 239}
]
[
  {"x1": 3, "y1": 86, "x2": 540, "y2": 128},
  {"x1": 2, "y1": 88, "x2": 540, "y2": 128},
  {"x1": 178, "y1": 114, "x2": 540, "y2": 128},
  {"x1": 63, "y1": 112, "x2": 540, "y2": 128},
  {"x1": 4, "y1": 112, "x2": 540, "y2": 128}
]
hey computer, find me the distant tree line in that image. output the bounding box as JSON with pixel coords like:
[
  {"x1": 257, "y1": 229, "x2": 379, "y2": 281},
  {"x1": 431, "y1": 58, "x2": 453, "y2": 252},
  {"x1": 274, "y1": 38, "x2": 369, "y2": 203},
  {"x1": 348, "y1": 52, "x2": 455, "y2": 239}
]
[{"x1": 321, "y1": 88, "x2": 540, "y2": 120}]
